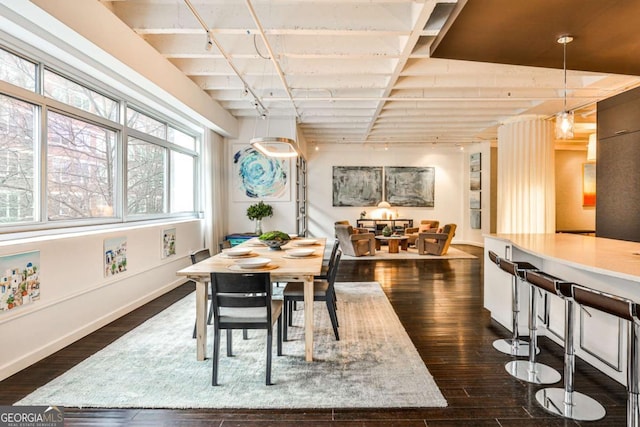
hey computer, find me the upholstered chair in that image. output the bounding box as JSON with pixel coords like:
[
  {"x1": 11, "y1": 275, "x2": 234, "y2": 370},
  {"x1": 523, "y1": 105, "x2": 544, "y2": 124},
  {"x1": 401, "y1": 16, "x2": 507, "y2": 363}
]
[
  {"x1": 405, "y1": 220, "x2": 440, "y2": 246},
  {"x1": 334, "y1": 220, "x2": 370, "y2": 235},
  {"x1": 334, "y1": 224, "x2": 376, "y2": 257},
  {"x1": 417, "y1": 223, "x2": 456, "y2": 255}
]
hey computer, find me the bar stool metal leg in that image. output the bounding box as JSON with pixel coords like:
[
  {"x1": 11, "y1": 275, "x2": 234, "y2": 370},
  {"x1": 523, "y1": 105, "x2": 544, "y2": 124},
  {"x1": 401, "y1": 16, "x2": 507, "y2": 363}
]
[
  {"x1": 628, "y1": 314, "x2": 639, "y2": 427},
  {"x1": 505, "y1": 283, "x2": 561, "y2": 384},
  {"x1": 535, "y1": 297, "x2": 606, "y2": 421},
  {"x1": 493, "y1": 273, "x2": 531, "y2": 356}
]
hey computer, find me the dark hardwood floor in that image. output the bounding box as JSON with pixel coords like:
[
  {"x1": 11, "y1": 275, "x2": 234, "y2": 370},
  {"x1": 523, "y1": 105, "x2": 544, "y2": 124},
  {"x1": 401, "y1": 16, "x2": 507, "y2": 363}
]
[{"x1": 0, "y1": 245, "x2": 627, "y2": 426}]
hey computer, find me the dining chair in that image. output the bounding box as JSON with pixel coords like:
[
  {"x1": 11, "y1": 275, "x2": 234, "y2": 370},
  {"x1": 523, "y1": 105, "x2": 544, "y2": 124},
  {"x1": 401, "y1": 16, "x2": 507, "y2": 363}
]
[
  {"x1": 210, "y1": 272, "x2": 283, "y2": 386},
  {"x1": 191, "y1": 248, "x2": 212, "y2": 339},
  {"x1": 291, "y1": 238, "x2": 340, "y2": 312},
  {"x1": 282, "y1": 250, "x2": 342, "y2": 341},
  {"x1": 316, "y1": 238, "x2": 340, "y2": 280},
  {"x1": 316, "y1": 238, "x2": 340, "y2": 309},
  {"x1": 218, "y1": 240, "x2": 232, "y2": 252}
]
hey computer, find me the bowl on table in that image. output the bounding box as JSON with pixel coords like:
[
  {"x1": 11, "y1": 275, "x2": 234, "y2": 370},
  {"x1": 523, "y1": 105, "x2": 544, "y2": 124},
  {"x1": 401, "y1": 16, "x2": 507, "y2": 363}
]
[
  {"x1": 222, "y1": 247, "x2": 253, "y2": 257},
  {"x1": 294, "y1": 239, "x2": 318, "y2": 246},
  {"x1": 286, "y1": 248, "x2": 315, "y2": 257},
  {"x1": 234, "y1": 257, "x2": 271, "y2": 269},
  {"x1": 261, "y1": 239, "x2": 290, "y2": 250}
]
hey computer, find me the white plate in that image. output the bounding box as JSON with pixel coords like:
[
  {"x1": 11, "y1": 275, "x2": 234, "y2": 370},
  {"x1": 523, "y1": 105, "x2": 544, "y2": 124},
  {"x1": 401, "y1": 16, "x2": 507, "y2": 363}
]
[
  {"x1": 235, "y1": 257, "x2": 271, "y2": 269},
  {"x1": 288, "y1": 233, "x2": 298, "y2": 239},
  {"x1": 222, "y1": 247, "x2": 253, "y2": 257},
  {"x1": 286, "y1": 248, "x2": 315, "y2": 257},
  {"x1": 295, "y1": 239, "x2": 318, "y2": 246}
]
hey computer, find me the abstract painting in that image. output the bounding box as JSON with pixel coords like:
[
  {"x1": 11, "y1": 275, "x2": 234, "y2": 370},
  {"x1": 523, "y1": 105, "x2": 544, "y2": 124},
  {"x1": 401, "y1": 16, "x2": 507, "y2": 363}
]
[
  {"x1": 583, "y1": 162, "x2": 596, "y2": 207},
  {"x1": 470, "y1": 152, "x2": 481, "y2": 172},
  {"x1": 470, "y1": 191, "x2": 481, "y2": 209},
  {"x1": 470, "y1": 171, "x2": 481, "y2": 191},
  {"x1": 332, "y1": 166, "x2": 383, "y2": 206},
  {"x1": 0, "y1": 250, "x2": 40, "y2": 312},
  {"x1": 470, "y1": 210, "x2": 481, "y2": 229},
  {"x1": 232, "y1": 146, "x2": 290, "y2": 201},
  {"x1": 385, "y1": 166, "x2": 435, "y2": 207},
  {"x1": 104, "y1": 236, "x2": 127, "y2": 277}
]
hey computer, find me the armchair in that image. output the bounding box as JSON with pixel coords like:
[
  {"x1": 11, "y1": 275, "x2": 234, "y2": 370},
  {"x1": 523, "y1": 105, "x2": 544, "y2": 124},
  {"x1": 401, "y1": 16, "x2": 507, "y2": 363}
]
[
  {"x1": 334, "y1": 220, "x2": 370, "y2": 235},
  {"x1": 417, "y1": 223, "x2": 456, "y2": 255},
  {"x1": 334, "y1": 224, "x2": 376, "y2": 257},
  {"x1": 405, "y1": 220, "x2": 440, "y2": 246}
]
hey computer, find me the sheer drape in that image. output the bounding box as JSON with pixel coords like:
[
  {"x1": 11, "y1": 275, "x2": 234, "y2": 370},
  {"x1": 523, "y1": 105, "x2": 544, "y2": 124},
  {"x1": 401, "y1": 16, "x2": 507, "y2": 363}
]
[
  {"x1": 203, "y1": 130, "x2": 227, "y2": 253},
  {"x1": 497, "y1": 116, "x2": 555, "y2": 234}
]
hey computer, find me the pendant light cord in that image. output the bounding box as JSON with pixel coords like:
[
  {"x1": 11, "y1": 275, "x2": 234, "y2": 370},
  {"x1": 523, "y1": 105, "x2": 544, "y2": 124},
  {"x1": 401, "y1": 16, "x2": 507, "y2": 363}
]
[{"x1": 563, "y1": 40, "x2": 567, "y2": 111}]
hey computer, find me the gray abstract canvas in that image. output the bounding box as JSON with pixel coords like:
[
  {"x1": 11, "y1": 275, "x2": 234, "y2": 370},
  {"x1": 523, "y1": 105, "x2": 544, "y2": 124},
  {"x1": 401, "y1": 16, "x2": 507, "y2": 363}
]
[
  {"x1": 385, "y1": 166, "x2": 435, "y2": 207},
  {"x1": 333, "y1": 166, "x2": 383, "y2": 206}
]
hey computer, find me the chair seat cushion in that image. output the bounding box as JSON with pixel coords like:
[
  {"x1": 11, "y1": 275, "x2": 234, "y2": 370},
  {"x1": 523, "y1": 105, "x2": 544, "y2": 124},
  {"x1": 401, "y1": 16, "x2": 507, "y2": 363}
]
[
  {"x1": 283, "y1": 281, "x2": 329, "y2": 298},
  {"x1": 219, "y1": 300, "x2": 282, "y2": 325}
]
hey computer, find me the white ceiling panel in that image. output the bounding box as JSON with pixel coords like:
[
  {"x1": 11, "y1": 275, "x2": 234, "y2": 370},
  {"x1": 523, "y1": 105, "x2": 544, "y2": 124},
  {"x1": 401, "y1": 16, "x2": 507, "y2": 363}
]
[{"x1": 101, "y1": 0, "x2": 640, "y2": 147}]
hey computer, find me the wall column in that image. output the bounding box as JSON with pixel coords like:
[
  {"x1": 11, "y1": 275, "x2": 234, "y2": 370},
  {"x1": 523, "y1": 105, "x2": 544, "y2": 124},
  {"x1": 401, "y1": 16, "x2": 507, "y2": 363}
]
[{"x1": 497, "y1": 115, "x2": 555, "y2": 233}]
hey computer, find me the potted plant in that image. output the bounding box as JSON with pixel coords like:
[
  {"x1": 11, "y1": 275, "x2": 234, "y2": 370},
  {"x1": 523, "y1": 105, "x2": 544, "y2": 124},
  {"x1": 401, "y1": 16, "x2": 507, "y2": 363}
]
[{"x1": 246, "y1": 201, "x2": 273, "y2": 235}]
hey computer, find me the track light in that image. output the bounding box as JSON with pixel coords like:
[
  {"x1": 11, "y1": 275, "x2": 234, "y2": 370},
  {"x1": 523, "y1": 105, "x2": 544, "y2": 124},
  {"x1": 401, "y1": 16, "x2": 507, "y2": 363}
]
[{"x1": 204, "y1": 31, "x2": 213, "y2": 51}]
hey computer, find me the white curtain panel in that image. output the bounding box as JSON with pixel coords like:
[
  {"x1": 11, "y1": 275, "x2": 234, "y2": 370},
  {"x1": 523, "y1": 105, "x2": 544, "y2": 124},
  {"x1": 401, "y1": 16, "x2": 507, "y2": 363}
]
[
  {"x1": 203, "y1": 130, "x2": 227, "y2": 253},
  {"x1": 497, "y1": 116, "x2": 555, "y2": 234}
]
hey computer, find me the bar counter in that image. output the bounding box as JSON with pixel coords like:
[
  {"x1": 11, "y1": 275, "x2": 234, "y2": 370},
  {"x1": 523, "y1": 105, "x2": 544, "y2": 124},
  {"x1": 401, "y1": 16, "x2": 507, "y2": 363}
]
[
  {"x1": 487, "y1": 233, "x2": 640, "y2": 282},
  {"x1": 484, "y1": 233, "x2": 640, "y2": 386}
]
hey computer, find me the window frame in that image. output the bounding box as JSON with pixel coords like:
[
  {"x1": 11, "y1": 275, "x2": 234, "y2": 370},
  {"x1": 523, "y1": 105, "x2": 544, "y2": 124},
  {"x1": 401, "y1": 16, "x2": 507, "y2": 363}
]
[{"x1": 0, "y1": 44, "x2": 203, "y2": 236}]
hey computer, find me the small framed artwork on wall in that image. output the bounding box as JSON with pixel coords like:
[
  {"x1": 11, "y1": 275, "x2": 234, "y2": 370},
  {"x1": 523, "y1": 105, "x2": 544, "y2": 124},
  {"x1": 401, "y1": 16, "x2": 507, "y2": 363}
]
[
  {"x1": 470, "y1": 210, "x2": 481, "y2": 229},
  {"x1": 470, "y1": 152, "x2": 481, "y2": 172},
  {"x1": 470, "y1": 171, "x2": 481, "y2": 191},
  {"x1": 470, "y1": 191, "x2": 481, "y2": 209}
]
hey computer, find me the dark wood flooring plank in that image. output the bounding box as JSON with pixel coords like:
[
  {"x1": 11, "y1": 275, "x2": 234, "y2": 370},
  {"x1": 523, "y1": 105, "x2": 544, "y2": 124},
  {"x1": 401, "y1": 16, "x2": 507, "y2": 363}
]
[{"x1": 0, "y1": 245, "x2": 627, "y2": 426}]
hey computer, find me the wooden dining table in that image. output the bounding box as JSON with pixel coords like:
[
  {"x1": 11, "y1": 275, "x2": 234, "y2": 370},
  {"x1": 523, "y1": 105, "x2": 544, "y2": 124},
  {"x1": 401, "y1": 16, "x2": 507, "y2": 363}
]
[{"x1": 176, "y1": 237, "x2": 326, "y2": 362}]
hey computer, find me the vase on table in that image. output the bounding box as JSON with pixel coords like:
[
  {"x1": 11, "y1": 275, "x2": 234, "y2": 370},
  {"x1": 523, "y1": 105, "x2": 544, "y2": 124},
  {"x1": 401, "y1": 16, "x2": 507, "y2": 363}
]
[{"x1": 255, "y1": 219, "x2": 263, "y2": 236}]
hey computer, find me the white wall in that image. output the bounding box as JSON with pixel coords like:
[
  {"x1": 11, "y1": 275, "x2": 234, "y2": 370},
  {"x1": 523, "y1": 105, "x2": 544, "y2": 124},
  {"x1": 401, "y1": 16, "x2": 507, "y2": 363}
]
[
  {"x1": 0, "y1": 220, "x2": 203, "y2": 380},
  {"x1": 555, "y1": 149, "x2": 595, "y2": 231},
  {"x1": 305, "y1": 143, "x2": 491, "y2": 245}
]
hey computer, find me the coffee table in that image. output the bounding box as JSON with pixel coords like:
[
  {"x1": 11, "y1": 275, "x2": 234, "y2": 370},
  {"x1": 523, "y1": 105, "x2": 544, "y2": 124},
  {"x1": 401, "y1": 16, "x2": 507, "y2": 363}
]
[{"x1": 375, "y1": 235, "x2": 409, "y2": 253}]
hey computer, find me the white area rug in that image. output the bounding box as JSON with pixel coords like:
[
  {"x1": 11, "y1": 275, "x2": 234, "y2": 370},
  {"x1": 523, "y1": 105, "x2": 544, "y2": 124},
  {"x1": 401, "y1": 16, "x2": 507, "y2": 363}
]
[
  {"x1": 16, "y1": 282, "x2": 447, "y2": 409},
  {"x1": 342, "y1": 246, "x2": 476, "y2": 260}
]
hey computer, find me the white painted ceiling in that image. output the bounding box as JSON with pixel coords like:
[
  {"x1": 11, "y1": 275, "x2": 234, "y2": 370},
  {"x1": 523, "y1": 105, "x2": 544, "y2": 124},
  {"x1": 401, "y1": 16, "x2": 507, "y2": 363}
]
[{"x1": 100, "y1": 0, "x2": 640, "y2": 148}]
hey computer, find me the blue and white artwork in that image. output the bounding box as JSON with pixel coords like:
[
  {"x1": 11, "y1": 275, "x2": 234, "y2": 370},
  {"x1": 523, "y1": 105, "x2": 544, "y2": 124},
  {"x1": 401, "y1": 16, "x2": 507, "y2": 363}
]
[
  {"x1": 232, "y1": 146, "x2": 290, "y2": 201},
  {"x1": 0, "y1": 250, "x2": 40, "y2": 312},
  {"x1": 104, "y1": 236, "x2": 127, "y2": 277}
]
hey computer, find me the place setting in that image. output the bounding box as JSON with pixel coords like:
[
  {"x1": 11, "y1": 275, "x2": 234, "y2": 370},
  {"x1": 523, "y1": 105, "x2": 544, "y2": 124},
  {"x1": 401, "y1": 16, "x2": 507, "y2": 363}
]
[
  {"x1": 227, "y1": 257, "x2": 279, "y2": 271},
  {"x1": 282, "y1": 248, "x2": 318, "y2": 259},
  {"x1": 291, "y1": 238, "x2": 319, "y2": 247},
  {"x1": 219, "y1": 247, "x2": 258, "y2": 258}
]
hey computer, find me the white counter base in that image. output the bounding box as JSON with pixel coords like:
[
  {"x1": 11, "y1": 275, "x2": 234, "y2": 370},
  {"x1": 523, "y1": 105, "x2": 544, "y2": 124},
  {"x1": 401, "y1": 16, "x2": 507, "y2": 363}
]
[{"x1": 484, "y1": 233, "x2": 640, "y2": 386}]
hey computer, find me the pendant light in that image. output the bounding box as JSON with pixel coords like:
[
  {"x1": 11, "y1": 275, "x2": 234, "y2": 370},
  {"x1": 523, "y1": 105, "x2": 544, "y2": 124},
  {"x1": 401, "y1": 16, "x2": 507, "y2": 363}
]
[
  {"x1": 555, "y1": 35, "x2": 574, "y2": 139},
  {"x1": 250, "y1": 113, "x2": 299, "y2": 158}
]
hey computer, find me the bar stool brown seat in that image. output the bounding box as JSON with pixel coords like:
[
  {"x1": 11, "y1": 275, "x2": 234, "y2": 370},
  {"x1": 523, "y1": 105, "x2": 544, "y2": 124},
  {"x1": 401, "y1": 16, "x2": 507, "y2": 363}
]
[
  {"x1": 502, "y1": 269, "x2": 561, "y2": 384},
  {"x1": 487, "y1": 250, "x2": 538, "y2": 356},
  {"x1": 532, "y1": 277, "x2": 612, "y2": 422}
]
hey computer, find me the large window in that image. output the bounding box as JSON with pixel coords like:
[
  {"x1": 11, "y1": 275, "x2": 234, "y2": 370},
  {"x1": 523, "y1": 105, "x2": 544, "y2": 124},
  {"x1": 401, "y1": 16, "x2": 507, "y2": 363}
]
[
  {"x1": 44, "y1": 69, "x2": 118, "y2": 121},
  {"x1": 0, "y1": 46, "x2": 201, "y2": 232},
  {"x1": 47, "y1": 111, "x2": 117, "y2": 220},
  {"x1": 170, "y1": 151, "x2": 194, "y2": 213},
  {"x1": 0, "y1": 94, "x2": 37, "y2": 224},
  {"x1": 0, "y1": 49, "x2": 36, "y2": 91},
  {"x1": 127, "y1": 138, "x2": 166, "y2": 215}
]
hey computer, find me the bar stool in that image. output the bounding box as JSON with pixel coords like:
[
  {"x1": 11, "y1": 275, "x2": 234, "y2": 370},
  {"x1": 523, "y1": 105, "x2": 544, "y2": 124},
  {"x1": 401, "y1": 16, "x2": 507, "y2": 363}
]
[
  {"x1": 503, "y1": 270, "x2": 561, "y2": 384},
  {"x1": 487, "y1": 250, "x2": 538, "y2": 356},
  {"x1": 534, "y1": 280, "x2": 612, "y2": 422}
]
